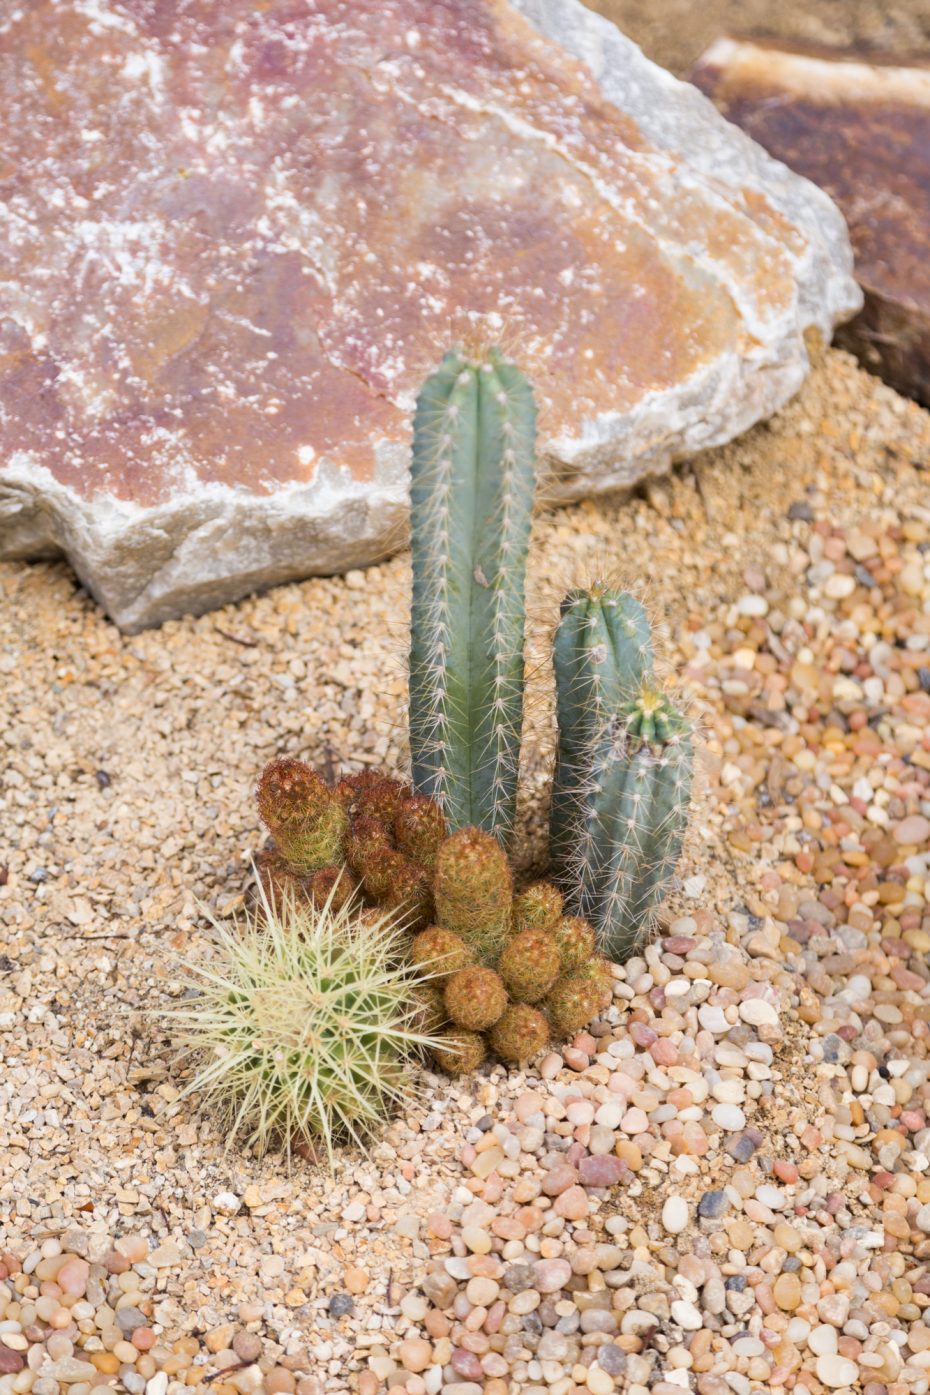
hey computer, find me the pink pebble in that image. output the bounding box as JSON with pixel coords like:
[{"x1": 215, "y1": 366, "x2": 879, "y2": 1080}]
[
  {"x1": 562, "y1": 1047, "x2": 589, "y2": 1072},
  {"x1": 554, "y1": 1185, "x2": 590, "y2": 1220},
  {"x1": 621, "y1": 1107, "x2": 649, "y2": 1134},
  {"x1": 650, "y1": 1039, "x2": 678, "y2": 1066},
  {"x1": 56, "y1": 1259, "x2": 89, "y2": 1297},
  {"x1": 629, "y1": 1023, "x2": 657, "y2": 1047},
  {"x1": 773, "y1": 1159, "x2": 799, "y2": 1184}
]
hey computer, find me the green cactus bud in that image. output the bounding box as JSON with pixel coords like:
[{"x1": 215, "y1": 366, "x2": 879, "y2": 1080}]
[
  {"x1": 431, "y1": 1028, "x2": 487, "y2": 1076},
  {"x1": 543, "y1": 972, "x2": 604, "y2": 1040},
  {"x1": 572, "y1": 683, "x2": 693, "y2": 962},
  {"x1": 433, "y1": 826, "x2": 513, "y2": 963},
  {"x1": 550, "y1": 587, "x2": 654, "y2": 883},
  {"x1": 443, "y1": 965, "x2": 508, "y2": 1032},
  {"x1": 552, "y1": 915, "x2": 597, "y2": 973},
  {"x1": 256, "y1": 758, "x2": 347, "y2": 873},
  {"x1": 394, "y1": 794, "x2": 447, "y2": 870},
  {"x1": 512, "y1": 881, "x2": 563, "y2": 934},
  {"x1": 498, "y1": 929, "x2": 561, "y2": 1003},
  {"x1": 409, "y1": 926, "x2": 474, "y2": 982},
  {"x1": 488, "y1": 1003, "x2": 550, "y2": 1064},
  {"x1": 408, "y1": 347, "x2": 537, "y2": 842}
]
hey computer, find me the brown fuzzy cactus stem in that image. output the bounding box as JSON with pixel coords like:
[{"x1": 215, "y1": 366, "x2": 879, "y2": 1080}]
[
  {"x1": 431, "y1": 1029, "x2": 486, "y2": 1075},
  {"x1": 433, "y1": 826, "x2": 512, "y2": 963},
  {"x1": 498, "y1": 929, "x2": 561, "y2": 1003},
  {"x1": 308, "y1": 865, "x2": 358, "y2": 914},
  {"x1": 377, "y1": 860, "x2": 434, "y2": 932},
  {"x1": 345, "y1": 813, "x2": 393, "y2": 883},
  {"x1": 444, "y1": 966, "x2": 508, "y2": 1032},
  {"x1": 395, "y1": 794, "x2": 447, "y2": 870},
  {"x1": 544, "y1": 973, "x2": 605, "y2": 1038},
  {"x1": 256, "y1": 758, "x2": 347, "y2": 873},
  {"x1": 553, "y1": 916, "x2": 597, "y2": 973},
  {"x1": 409, "y1": 927, "x2": 474, "y2": 982},
  {"x1": 412, "y1": 985, "x2": 449, "y2": 1035},
  {"x1": 512, "y1": 881, "x2": 563, "y2": 934},
  {"x1": 336, "y1": 771, "x2": 410, "y2": 825},
  {"x1": 488, "y1": 1004, "x2": 550, "y2": 1064},
  {"x1": 255, "y1": 849, "x2": 311, "y2": 917}
]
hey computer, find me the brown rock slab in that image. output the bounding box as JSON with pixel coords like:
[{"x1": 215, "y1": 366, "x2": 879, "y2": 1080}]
[
  {"x1": 691, "y1": 36, "x2": 930, "y2": 407},
  {"x1": 0, "y1": 1, "x2": 859, "y2": 629}
]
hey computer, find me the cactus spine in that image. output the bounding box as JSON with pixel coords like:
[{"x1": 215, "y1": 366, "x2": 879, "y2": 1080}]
[
  {"x1": 408, "y1": 347, "x2": 537, "y2": 841},
  {"x1": 570, "y1": 682, "x2": 693, "y2": 962}
]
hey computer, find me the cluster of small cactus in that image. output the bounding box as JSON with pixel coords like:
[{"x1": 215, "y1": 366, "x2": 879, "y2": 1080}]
[
  {"x1": 254, "y1": 756, "x2": 613, "y2": 1071},
  {"x1": 408, "y1": 346, "x2": 694, "y2": 962}
]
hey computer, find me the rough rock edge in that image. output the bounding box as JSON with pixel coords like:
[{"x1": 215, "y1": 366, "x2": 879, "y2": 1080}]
[{"x1": 0, "y1": 0, "x2": 862, "y2": 631}]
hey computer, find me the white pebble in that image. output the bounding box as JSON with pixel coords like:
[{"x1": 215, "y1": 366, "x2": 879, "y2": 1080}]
[
  {"x1": 816, "y1": 1354, "x2": 859, "y2": 1388},
  {"x1": 809, "y1": 1325, "x2": 839, "y2": 1356},
  {"x1": 712, "y1": 1103, "x2": 746, "y2": 1131},
  {"x1": 738, "y1": 999, "x2": 779, "y2": 1027},
  {"x1": 661, "y1": 1196, "x2": 689, "y2": 1235},
  {"x1": 670, "y1": 1299, "x2": 703, "y2": 1330}
]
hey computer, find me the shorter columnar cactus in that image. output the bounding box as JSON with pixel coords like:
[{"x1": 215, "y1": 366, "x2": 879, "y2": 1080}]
[
  {"x1": 257, "y1": 758, "x2": 347, "y2": 873},
  {"x1": 409, "y1": 926, "x2": 474, "y2": 981},
  {"x1": 434, "y1": 826, "x2": 513, "y2": 964},
  {"x1": 431, "y1": 1028, "x2": 487, "y2": 1075},
  {"x1": 512, "y1": 881, "x2": 563, "y2": 934},
  {"x1": 572, "y1": 680, "x2": 693, "y2": 962},
  {"x1": 498, "y1": 929, "x2": 561, "y2": 1003},
  {"x1": 550, "y1": 587, "x2": 655, "y2": 885},
  {"x1": 444, "y1": 965, "x2": 508, "y2": 1031},
  {"x1": 488, "y1": 1004, "x2": 550, "y2": 1064}
]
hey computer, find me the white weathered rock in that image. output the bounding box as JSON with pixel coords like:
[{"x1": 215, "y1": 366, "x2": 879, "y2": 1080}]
[{"x1": 0, "y1": 0, "x2": 860, "y2": 630}]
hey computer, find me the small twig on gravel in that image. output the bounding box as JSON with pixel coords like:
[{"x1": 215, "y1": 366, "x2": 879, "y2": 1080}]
[
  {"x1": 215, "y1": 627, "x2": 258, "y2": 648},
  {"x1": 386, "y1": 1267, "x2": 393, "y2": 1302},
  {"x1": 205, "y1": 1363, "x2": 254, "y2": 1384}
]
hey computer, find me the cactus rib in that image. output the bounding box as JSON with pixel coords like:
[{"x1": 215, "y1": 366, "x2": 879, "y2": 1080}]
[{"x1": 408, "y1": 348, "x2": 536, "y2": 839}]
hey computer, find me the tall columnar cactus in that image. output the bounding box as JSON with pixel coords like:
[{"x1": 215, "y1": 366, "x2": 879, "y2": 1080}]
[
  {"x1": 568, "y1": 679, "x2": 693, "y2": 962},
  {"x1": 549, "y1": 586, "x2": 654, "y2": 883},
  {"x1": 408, "y1": 347, "x2": 537, "y2": 841}
]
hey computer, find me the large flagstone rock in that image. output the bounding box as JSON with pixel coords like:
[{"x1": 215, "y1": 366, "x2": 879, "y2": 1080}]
[
  {"x1": 0, "y1": 0, "x2": 860, "y2": 630},
  {"x1": 691, "y1": 36, "x2": 930, "y2": 409}
]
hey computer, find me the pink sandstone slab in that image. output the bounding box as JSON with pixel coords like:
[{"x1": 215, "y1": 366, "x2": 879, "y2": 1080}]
[
  {"x1": 0, "y1": 0, "x2": 861, "y2": 629},
  {"x1": 691, "y1": 36, "x2": 930, "y2": 409}
]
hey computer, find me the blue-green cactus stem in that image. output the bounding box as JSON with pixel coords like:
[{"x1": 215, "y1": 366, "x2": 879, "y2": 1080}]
[
  {"x1": 550, "y1": 586, "x2": 654, "y2": 881},
  {"x1": 408, "y1": 348, "x2": 536, "y2": 840}
]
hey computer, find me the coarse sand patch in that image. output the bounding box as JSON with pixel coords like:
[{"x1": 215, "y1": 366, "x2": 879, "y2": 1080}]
[{"x1": 3, "y1": 346, "x2": 930, "y2": 1393}]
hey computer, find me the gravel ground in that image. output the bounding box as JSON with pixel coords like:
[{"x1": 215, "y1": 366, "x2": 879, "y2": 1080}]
[
  {"x1": 3, "y1": 343, "x2": 930, "y2": 1395},
  {"x1": 584, "y1": 0, "x2": 930, "y2": 77}
]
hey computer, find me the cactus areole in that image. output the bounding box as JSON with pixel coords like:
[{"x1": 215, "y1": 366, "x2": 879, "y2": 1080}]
[{"x1": 408, "y1": 348, "x2": 537, "y2": 842}]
